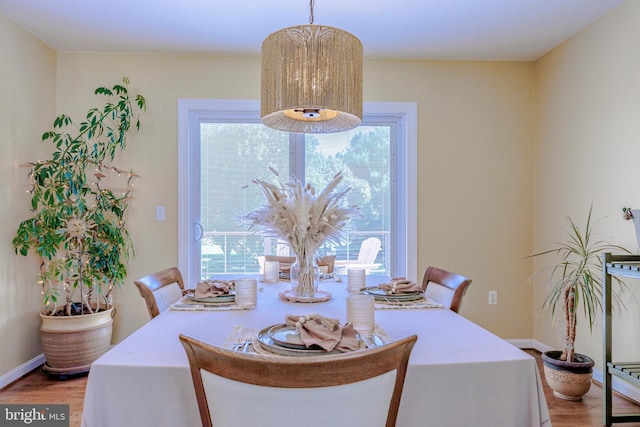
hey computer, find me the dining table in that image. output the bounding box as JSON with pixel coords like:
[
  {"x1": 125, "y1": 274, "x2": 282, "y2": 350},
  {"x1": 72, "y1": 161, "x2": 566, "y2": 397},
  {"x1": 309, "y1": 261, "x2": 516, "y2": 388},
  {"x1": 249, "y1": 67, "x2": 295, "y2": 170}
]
[{"x1": 81, "y1": 275, "x2": 551, "y2": 427}]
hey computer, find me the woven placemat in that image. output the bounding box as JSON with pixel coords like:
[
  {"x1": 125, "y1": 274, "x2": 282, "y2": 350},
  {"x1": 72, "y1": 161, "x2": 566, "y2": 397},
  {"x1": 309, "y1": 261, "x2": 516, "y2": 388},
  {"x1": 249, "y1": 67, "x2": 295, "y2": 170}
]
[
  {"x1": 226, "y1": 324, "x2": 391, "y2": 355},
  {"x1": 374, "y1": 297, "x2": 443, "y2": 310},
  {"x1": 170, "y1": 296, "x2": 254, "y2": 311},
  {"x1": 278, "y1": 289, "x2": 332, "y2": 303}
]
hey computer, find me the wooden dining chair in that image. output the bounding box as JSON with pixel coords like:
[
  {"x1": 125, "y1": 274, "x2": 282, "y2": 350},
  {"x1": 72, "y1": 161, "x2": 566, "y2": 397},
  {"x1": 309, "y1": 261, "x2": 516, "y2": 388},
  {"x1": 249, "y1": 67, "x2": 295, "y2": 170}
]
[
  {"x1": 420, "y1": 266, "x2": 472, "y2": 313},
  {"x1": 179, "y1": 334, "x2": 417, "y2": 427},
  {"x1": 134, "y1": 267, "x2": 185, "y2": 319},
  {"x1": 264, "y1": 255, "x2": 296, "y2": 273},
  {"x1": 315, "y1": 254, "x2": 336, "y2": 274}
]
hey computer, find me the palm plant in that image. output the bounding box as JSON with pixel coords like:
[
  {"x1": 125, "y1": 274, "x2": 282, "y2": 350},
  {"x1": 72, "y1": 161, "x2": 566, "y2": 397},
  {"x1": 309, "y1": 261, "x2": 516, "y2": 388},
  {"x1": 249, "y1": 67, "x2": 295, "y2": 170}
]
[{"x1": 528, "y1": 206, "x2": 629, "y2": 362}]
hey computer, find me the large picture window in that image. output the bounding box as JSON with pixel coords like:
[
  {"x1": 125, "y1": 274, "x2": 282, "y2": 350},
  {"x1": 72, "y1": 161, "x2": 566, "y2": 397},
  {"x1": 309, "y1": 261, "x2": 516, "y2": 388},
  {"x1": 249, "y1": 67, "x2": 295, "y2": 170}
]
[{"x1": 178, "y1": 100, "x2": 416, "y2": 286}]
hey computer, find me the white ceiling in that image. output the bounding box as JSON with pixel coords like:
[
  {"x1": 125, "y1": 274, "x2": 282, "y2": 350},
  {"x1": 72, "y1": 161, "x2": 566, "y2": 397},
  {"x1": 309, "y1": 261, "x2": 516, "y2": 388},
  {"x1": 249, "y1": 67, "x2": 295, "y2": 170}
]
[{"x1": 0, "y1": 0, "x2": 625, "y2": 61}]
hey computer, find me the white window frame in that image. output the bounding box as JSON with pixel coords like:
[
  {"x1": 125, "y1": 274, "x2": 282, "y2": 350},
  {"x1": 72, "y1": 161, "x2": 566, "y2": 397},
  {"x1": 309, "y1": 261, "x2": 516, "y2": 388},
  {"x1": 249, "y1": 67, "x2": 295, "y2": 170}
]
[{"x1": 177, "y1": 99, "x2": 417, "y2": 286}]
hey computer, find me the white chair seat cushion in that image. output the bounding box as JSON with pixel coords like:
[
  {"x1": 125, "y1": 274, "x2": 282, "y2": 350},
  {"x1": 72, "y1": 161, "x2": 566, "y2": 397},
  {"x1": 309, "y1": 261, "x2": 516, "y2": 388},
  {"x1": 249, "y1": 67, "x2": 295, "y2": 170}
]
[{"x1": 201, "y1": 368, "x2": 397, "y2": 427}]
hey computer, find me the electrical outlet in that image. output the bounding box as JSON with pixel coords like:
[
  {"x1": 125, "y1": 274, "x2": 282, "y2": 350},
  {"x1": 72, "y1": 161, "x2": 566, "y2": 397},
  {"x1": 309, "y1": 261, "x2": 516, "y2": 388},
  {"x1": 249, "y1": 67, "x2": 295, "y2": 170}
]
[{"x1": 488, "y1": 291, "x2": 498, "y2": 305}]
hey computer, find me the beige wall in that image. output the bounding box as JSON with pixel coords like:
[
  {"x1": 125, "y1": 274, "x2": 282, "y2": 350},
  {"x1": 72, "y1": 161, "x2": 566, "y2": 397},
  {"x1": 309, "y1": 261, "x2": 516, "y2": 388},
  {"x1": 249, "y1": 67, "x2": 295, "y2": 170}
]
[
  {"x1": 3, "y1": 10, "x2": 537, "y2": 376},
  {"x1": 0, "y1": 12, "x2": 57, "y2": 376},
  {"x1": 533, "y1": 0, "x2": 640, "y2": 367},
  {"x1": 52, "y1": 55, "x2": 535, "y2": 345}
]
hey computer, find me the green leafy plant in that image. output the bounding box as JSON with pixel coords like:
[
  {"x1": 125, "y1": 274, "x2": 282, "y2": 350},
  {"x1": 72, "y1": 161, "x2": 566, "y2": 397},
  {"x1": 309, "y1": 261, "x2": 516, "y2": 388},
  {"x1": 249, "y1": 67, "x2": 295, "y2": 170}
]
[
  {"x1": 12, "y1": 77, "x2": 146, "y2": 316},
  {"x1": 528, "y1": 206, "x2": 629, "y2": 362}
]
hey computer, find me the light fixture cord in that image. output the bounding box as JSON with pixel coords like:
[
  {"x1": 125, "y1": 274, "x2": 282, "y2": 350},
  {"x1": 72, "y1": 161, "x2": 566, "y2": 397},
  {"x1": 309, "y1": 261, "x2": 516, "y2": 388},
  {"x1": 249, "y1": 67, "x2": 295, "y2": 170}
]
[{"x1": 309, "y1": 0, "x2": 315, "y2": 24}]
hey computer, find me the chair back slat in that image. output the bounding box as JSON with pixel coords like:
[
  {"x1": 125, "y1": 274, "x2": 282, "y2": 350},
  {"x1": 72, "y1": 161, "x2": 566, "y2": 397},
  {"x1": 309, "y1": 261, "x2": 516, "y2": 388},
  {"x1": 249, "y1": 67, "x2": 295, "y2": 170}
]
[
  {"x1": 356, "y1": 237, "x2": 382, "y2": 264},
  {"x1": 421, "y1": 266, "x2": 472, "y2": 313}
]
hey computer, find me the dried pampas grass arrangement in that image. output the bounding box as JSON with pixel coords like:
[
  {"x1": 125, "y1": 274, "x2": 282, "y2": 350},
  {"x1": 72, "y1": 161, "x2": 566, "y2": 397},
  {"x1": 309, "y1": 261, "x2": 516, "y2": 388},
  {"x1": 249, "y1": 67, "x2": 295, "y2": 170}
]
[{"x1": 247, "y1": 169, "x2": 358, "y2": 295}]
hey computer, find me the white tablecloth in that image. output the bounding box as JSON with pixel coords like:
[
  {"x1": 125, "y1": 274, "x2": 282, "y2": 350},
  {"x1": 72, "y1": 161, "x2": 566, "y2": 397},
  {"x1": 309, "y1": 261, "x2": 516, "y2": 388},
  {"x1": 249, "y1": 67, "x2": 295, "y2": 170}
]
[{"x1": 82, "y1": 277, "x2": 550, "y2": 427}]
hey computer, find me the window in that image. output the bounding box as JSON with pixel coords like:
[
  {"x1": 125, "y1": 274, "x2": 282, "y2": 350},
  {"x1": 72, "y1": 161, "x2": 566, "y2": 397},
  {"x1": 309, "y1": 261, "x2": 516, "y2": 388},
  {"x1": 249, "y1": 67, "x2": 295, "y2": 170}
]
[{"x1": 178, "y1": 100, "x2": 417, "y2": 286}]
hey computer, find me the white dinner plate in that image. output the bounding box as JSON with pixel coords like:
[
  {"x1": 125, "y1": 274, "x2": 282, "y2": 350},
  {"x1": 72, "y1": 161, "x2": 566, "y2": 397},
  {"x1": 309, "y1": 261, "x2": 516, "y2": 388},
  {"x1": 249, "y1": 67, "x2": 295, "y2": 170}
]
[
  {"x1": 267, "y1": 324, "x2": 307, "y2": 350},
  {"x1": 257, "y1": 324, "x2": 383, "y2": 356},
  {"x1": 185, "y1": 292, "x2": 235, "y2": 304},
  {"x1": 257, "y1": 325, "x2": 341, "y2": 356},
  {"x1": 361, "y1": 286, "x2": 424, "y2": 302}
]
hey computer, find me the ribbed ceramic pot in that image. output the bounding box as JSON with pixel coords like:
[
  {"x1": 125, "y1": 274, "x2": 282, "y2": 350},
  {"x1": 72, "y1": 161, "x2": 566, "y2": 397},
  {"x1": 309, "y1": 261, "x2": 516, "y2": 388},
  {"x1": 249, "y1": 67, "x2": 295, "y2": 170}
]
[{"x1": 40, "y1": 307, "x2": 114, "y2": 375}]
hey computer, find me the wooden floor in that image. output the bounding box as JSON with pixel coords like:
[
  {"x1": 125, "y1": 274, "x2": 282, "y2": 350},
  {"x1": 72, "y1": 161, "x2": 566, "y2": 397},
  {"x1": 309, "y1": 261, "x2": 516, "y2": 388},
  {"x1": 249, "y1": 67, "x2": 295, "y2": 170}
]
[
  {"x1": 1, "y1": 349, "x2": 640, "y2": 427},
  {"x1": 526, "y1": 349, "x2": 640, "y2": 427},
  {"x1": 0, "y1": 369, "x2": 87, "y2": 427}
]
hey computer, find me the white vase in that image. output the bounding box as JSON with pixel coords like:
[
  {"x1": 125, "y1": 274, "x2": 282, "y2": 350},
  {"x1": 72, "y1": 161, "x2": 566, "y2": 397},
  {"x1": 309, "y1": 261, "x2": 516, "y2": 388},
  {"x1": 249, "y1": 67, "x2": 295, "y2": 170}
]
[{"x1": 290, "y1": 258, "x2": 320, "y2": 299}]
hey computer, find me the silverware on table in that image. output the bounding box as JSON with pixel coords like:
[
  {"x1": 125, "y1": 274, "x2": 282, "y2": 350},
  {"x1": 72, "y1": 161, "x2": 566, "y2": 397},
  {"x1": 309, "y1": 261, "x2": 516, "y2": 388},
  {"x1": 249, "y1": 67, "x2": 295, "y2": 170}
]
[
  {"x1": 362, "y1": 334, "x2": 380, "y2": 348},
  {"x1": 233, "y1": 330, "x2": 255, "y2": 352}
]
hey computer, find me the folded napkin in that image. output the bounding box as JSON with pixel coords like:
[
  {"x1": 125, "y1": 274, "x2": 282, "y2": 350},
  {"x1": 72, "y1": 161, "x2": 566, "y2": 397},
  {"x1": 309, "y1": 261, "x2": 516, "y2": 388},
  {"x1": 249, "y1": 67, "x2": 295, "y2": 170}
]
[
  {"x1": 194, "y1": 279, "x2": 234, "y2": 298},
  {"x1": 378, "y1": 278, "x2": 421, "y2": 294},
  {"x1": 284, "y1": 314, "x2": 361, "y2": 352}
]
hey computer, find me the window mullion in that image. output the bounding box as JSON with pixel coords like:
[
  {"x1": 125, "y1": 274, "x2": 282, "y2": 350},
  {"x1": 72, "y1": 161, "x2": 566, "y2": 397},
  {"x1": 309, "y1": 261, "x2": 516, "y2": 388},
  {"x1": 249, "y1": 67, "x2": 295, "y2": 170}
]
[{"x1": 289, "y1": 133, "x2": 305, "y2": 181}]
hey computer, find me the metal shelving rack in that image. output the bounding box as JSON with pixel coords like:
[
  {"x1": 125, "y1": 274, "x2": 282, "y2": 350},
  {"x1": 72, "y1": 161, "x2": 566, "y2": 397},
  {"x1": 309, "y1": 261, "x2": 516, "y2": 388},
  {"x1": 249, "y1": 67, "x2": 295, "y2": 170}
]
[{"x1": 603, "y1": 253, "x2": 640, "y2": 426}]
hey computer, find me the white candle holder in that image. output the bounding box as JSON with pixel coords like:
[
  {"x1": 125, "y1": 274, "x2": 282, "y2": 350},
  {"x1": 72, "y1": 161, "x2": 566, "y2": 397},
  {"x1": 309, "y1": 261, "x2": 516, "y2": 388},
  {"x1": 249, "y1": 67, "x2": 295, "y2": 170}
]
[
  {"x1": 347, "y1": 294, "x2": 375, "y2": 334},
  {"x1": 263, "y1": 260, "x2": 280, "y2": 283},
  {"x1": 235, "y1": 277, "x2": 257, "y2": 308},
  {"x1": 347, "y1": 268, "x2": 366, "y2": 294}
]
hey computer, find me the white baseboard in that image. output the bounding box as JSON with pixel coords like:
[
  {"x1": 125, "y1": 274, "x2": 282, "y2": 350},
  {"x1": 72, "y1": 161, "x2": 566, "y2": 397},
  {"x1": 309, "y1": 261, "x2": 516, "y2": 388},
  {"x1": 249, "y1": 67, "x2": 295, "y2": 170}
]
[
  {"x1": 507, "y1": 338, "x2": 640, "y2": 404},
  {"x1": 506, "y1": 338, "x2": 554, "y2": 353},
  {"x1": 0, "y1": 354, "x2": 45, "y2": 390}
]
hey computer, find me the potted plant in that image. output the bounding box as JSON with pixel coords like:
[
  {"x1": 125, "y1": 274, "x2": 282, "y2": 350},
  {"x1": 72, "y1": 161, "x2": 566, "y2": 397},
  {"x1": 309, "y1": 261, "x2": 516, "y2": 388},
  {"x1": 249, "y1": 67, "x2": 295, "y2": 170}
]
[
  {"x1": 528, "y1": 206, "x2": 630, "y2": 400},
  {"x1": 12, "y1": 77, "x2": 146, "y2": 375}
]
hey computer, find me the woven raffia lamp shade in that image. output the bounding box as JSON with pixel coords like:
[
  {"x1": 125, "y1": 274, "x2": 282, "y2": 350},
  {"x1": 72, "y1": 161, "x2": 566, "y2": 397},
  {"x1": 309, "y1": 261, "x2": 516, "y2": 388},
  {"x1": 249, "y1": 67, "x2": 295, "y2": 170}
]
[{"x1": 261, "y1": 24, "x2": 363, "y2": 134}]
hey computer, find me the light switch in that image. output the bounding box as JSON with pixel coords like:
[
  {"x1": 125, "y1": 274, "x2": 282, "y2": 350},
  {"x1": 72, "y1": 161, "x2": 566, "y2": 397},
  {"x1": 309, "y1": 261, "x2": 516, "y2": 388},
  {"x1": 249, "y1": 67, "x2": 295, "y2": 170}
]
[
  {"x1": 488, "y1": 291, "x2": 497, "y2": 305},
  {"x1": 156, "y1": 206, "x2": 166, "y2": 221}
]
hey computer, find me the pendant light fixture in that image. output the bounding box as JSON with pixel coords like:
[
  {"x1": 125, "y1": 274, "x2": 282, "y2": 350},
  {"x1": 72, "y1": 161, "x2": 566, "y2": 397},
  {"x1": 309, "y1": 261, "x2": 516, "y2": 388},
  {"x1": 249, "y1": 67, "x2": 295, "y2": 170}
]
[{"x1": 260, "y1": 0, "x2": 363, "y2": 134}]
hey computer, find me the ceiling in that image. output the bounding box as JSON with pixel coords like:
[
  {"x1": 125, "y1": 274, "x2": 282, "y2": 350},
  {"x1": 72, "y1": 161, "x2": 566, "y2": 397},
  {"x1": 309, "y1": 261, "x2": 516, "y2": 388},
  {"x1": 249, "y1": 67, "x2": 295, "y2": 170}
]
[{"x1": 0, "y1": 0, "x2": 625, "y2": 61}]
